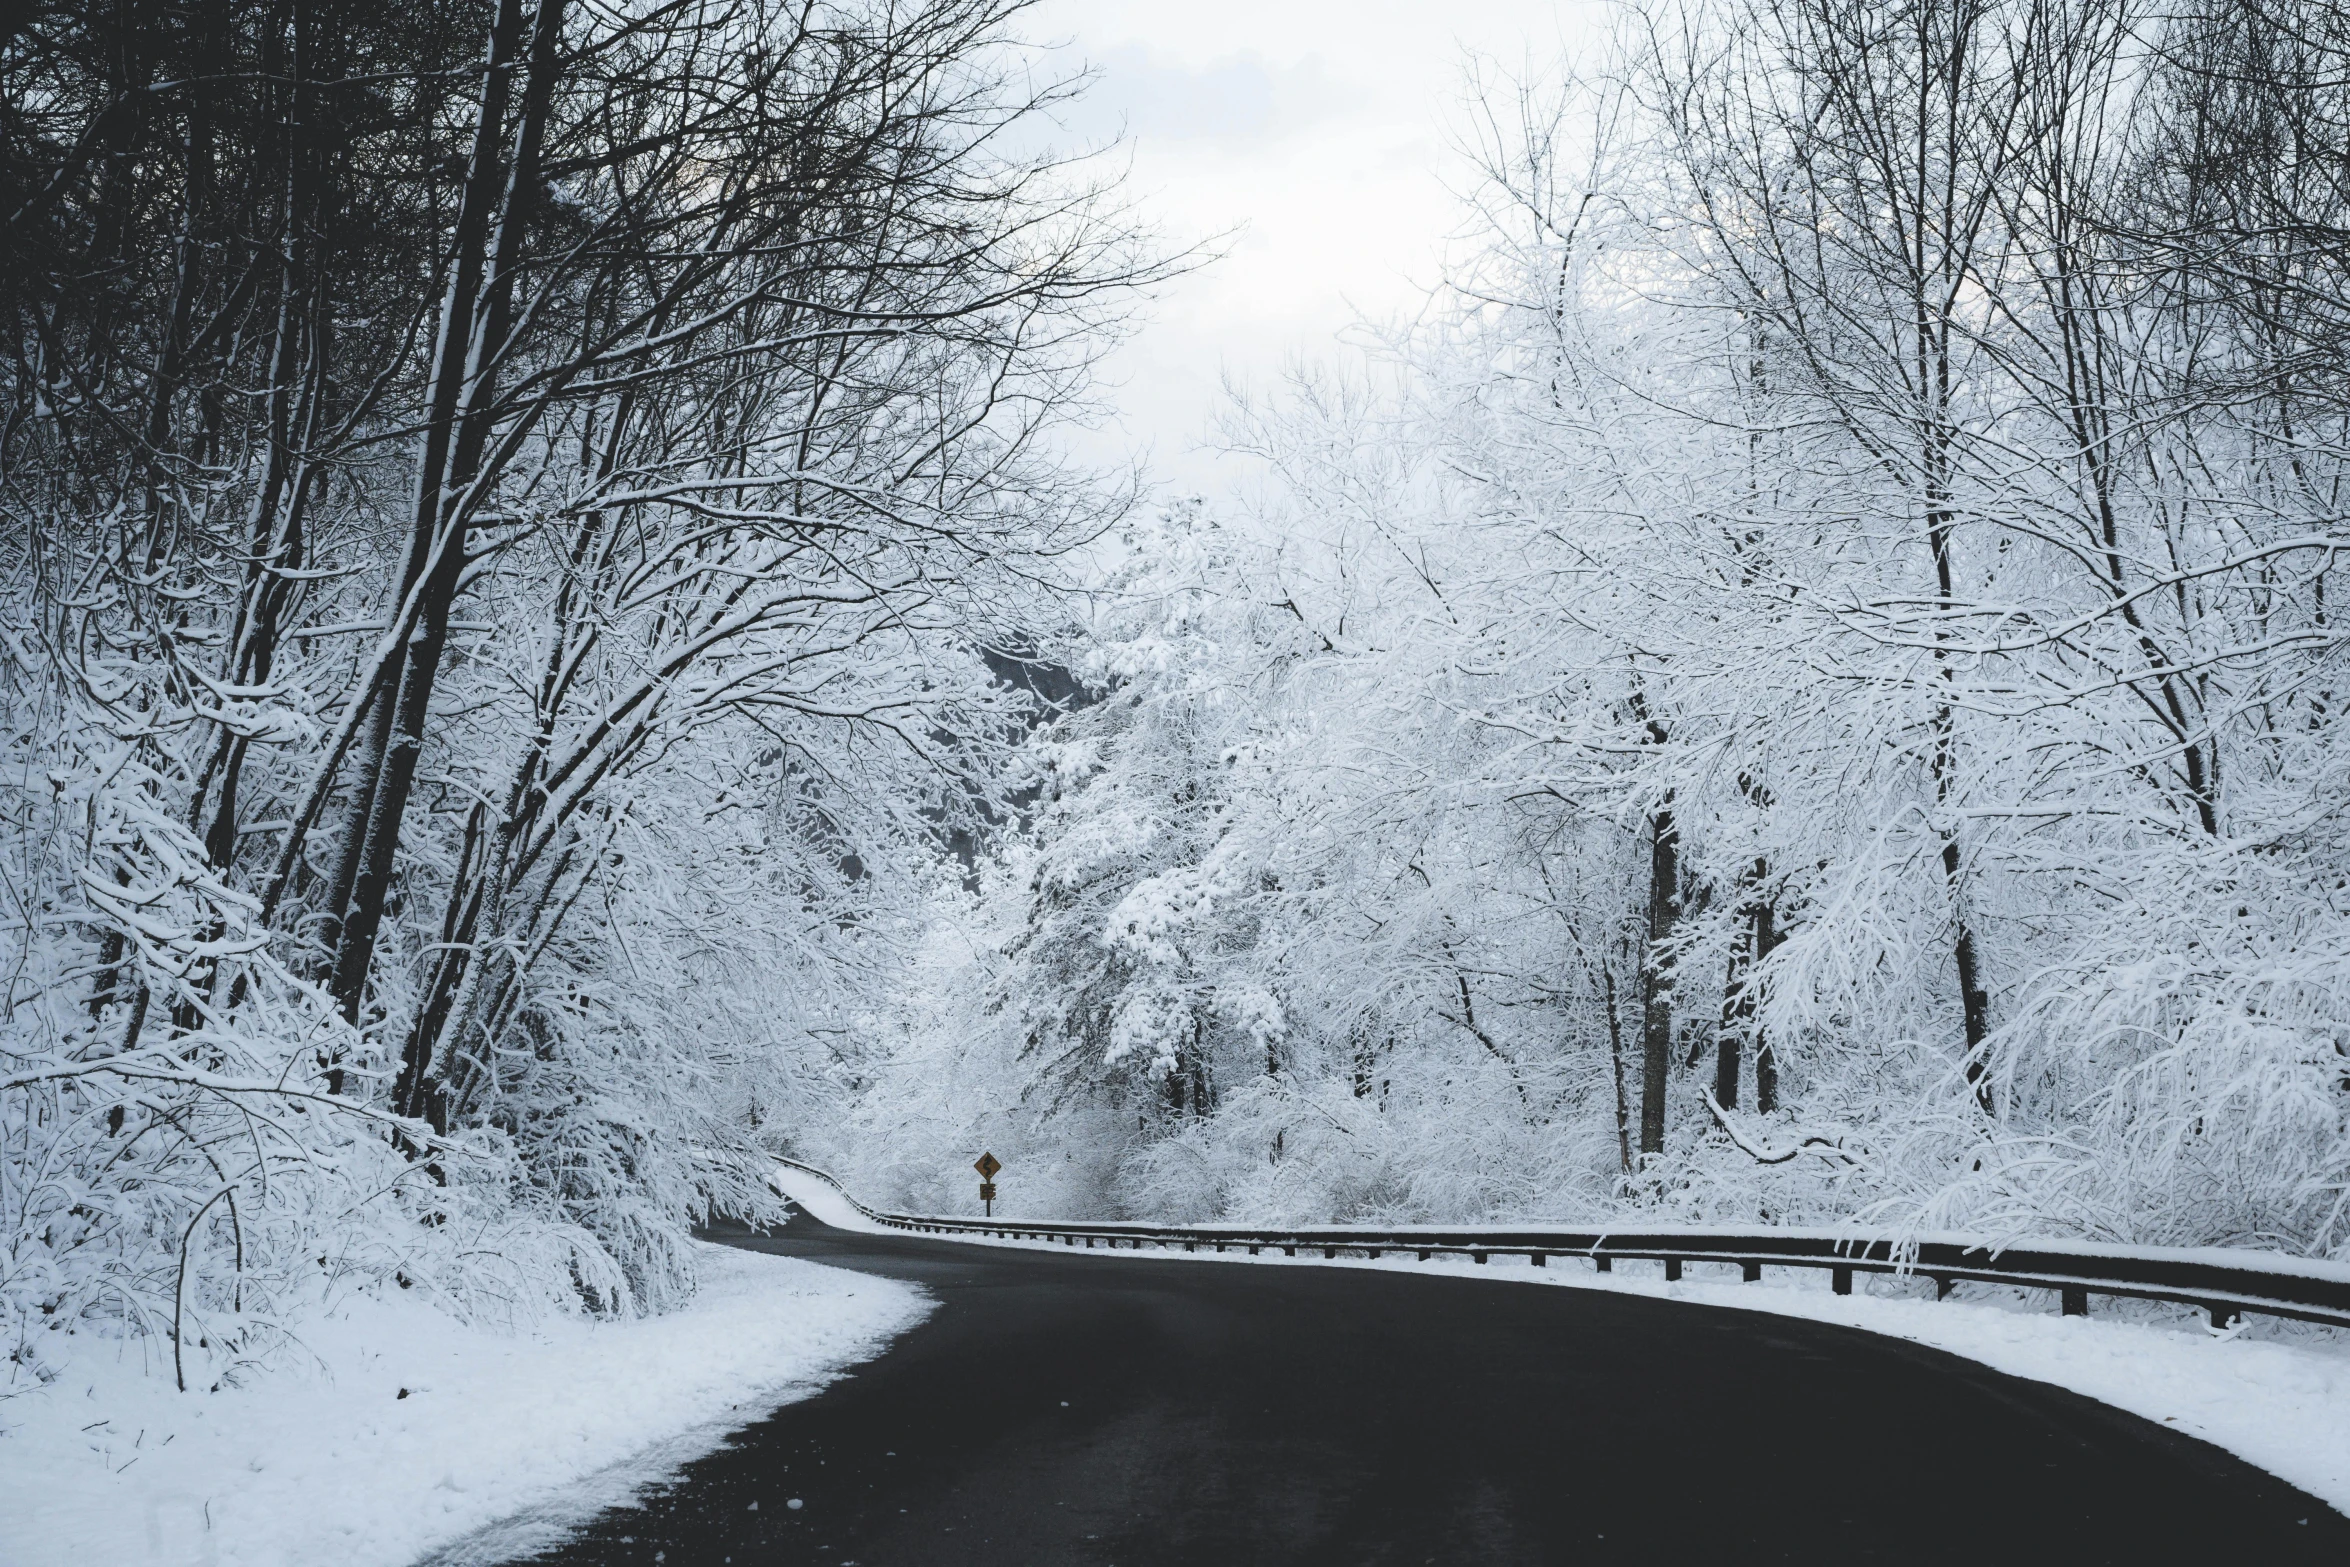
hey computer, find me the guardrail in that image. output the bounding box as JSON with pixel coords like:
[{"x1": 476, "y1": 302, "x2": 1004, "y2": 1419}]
[{"x1": 770, "y1": 1157, "x2": 2350, "y2": 1331}]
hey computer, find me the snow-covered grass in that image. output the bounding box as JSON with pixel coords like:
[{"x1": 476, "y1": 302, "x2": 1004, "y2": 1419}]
[
  {"x1": 770, "y1": 1173, "x2": 2350, "y2": 1521},
  {"x1": 0, "y1": 1237, "x2": 929, "y2": 1567}
]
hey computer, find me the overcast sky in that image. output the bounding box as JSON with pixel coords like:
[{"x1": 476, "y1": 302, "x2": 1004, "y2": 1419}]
[{"x1": 1026, "y1": 0, "x2": 1607, "y2": 497}]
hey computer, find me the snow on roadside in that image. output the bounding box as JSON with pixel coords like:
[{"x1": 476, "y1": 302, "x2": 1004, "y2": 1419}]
[
  {"x1": 0, "y1": 1237, "x2": 929, "y2": 1567},
  {"x1": 901, "y1": 1222, "x2": 2350, "y2": 1517},
  {"x1": 769, "y1": 1162, "x2": 890, "y2": 1233}
]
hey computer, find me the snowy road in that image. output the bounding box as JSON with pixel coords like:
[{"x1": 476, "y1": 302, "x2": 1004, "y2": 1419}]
[{"x1": 490, "y1": 1209, "x2": 2350, "y2": 1565}]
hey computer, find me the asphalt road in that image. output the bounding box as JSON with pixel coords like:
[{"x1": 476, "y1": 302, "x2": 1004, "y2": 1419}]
[{"x1": 491, "y1": 1208, "x2": 2350, "y2": 1565}]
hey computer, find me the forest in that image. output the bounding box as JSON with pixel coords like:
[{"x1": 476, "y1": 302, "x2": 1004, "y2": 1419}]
[{"x1": 6, "y1": 0, "x2": 2350, "y2": 1396}]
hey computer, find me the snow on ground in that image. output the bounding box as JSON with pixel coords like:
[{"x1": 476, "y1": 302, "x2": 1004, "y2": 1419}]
[
  {"x1": 769, "y1": 1162, "x2": 890, "y2": 1233},
  {"x1": 830, "y1": 1199, "x2": 2350, "y2": 1520},
  {"x1": 0, "y1": 1236, "x2": 929, "y2": 1567}
]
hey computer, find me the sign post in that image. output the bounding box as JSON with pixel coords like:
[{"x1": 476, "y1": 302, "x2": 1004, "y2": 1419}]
[{"x1": 973, "y1": 1152, "x2": 1002, "y2": 1216}]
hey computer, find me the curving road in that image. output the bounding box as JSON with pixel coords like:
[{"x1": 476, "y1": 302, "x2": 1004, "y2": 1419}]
[{"x1": 489, "y1": 1207, "x2": 2348, "y2": 1565}]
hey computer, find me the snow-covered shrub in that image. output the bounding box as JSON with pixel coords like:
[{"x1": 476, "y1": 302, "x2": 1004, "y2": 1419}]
[{"x1": 0, "y1": 632, "x2": 626, "y2": 1393}]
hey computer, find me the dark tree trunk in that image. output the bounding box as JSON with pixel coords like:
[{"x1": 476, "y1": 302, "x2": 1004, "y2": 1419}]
[
  {"x1": 1638, "y1": 794, "x2": 1679, "y2": 1157},
  {"x1": 1603, "y1": 962, "x2": 1632, "y2": 1175},
  {"x1": 1753, "y1": 897, "x2": 1782, "y2": 1114},
  {"x1": 203, "y1": 0, "x2": 324, "y2": 870},
  {"x1": 327, "y1": 0, "x2": 563, "y2": 1022},
  {"x1": 1930, "y1": 461, "x2": 1995, "y2": 1115},
  {"x1": 1715, "y1": 927, "x2": 1748, "y2": 1111},
  {"x1": 1944, "y1": 834, "x2": 1994, "y2": 1109},
  {"x1": 1715, "y1": 857, "x2": 1778, "y2": 1110}
]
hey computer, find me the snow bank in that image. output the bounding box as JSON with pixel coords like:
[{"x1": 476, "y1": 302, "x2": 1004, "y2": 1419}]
[
  {"x1": 920, "y1": 1228, "x2": 2350, "y2": 1517},
  {"x1": 768, "y1": 1161, "x2": 891, "y2": 1233},
  {"x1": 0, "y1": 1238, "x2": 929, "y2": 1567}
]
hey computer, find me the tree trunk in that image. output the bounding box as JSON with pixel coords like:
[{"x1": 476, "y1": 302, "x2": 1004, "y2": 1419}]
[
  {"x1": 1603, "y1": 962, "x2": 1632, "y2": 1174},
  {"x1": 203, "y1": 0, "x2": 321, "y2": 870},
  {"x1": 327, "y1": 0, "x2": 563, "y2": 1022},
  {"x1": 1638, "y1": 793, "x2": 1679, "y2": 1157},
  {"x1": 1716, "y1": 856, "x2": 1782, "y2": 1110},
  {"x1": 1753, "y1": 897, "x2": 1782, "y2": 1115},
  {"x1": 1715, "y1": 922, "x2": 1748, "y2": 1111},
  {"x1": 1928, "y1": 412, "x2": 1994, "y2": 1114}
]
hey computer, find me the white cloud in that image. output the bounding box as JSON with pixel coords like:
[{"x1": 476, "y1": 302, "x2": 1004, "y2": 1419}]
[
  {"x1": 1028, "y1": 0, "x2": 1606, "y2": 494},
  {"x1": 1051, "y1": 46, "x2": 1349, "y2": 148}
]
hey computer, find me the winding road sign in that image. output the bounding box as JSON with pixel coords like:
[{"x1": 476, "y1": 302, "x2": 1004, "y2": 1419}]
[{"x1": 974, "y1": 1152, "x2": 1002, "y2": 1179}]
